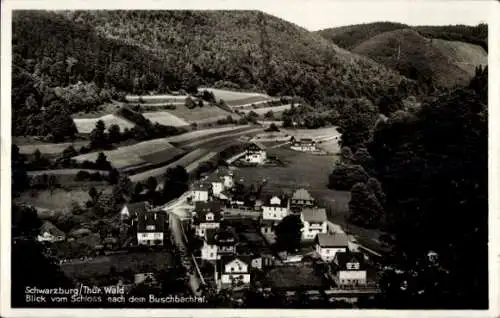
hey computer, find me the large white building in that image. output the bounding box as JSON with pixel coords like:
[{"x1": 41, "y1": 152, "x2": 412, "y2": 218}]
[
  {"x1": 192, "y1": 201, "x2": 223, "y2": 237},
  {"x1": 207, "y1": 168, "x2": 234, "y2": 200},
  {"x1": 291, "y1": 138, "x2": 317, "y2": 152},
  {"x1": 300, "y1": 208, "x2": 328, "y2": 240},
  {"x1": 262, "y1": 195, "x2": 290, "y2": 221},
  {"x1": 136, "y1": 210, "x2": 166, "y2": 246},
  {"x1": 215, "y1": 256, "x2": 251, "y2": 290},
  {"x1": 315, "y1": 233, "x2": 349, "y2": 262},
  {"x1": 191, "y1": 182, "x2": 212, "y2": 202},
  {"x1": 332, "y1": 252, "x2": 367, "y2": 287},
  {"x1": 201, "y1": 227, "x2": 237, "y2": 261},
  {"x1": 243, "y1": 143, "x2": 267, "y2": 164}
]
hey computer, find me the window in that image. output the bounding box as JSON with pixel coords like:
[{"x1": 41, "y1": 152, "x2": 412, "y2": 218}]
[
  {"x1": 210, "y1": 253, "x2": 214, "y2": 258},
  {"x1": 230, "y1": 267, "x2": 235, "y2": 272}
]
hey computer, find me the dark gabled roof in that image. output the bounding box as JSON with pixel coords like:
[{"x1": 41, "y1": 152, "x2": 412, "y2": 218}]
[
  {"x1": 260, "y1": 219, "x2": 279, "y2": 227},
  {"x1": 124, "y1": 201, "x2": 148, "y2": 217},
  {"x1": 316, "y1": 233, "x2": 348, "y2": 247},
  {"x1": 137, "y1": 211, "x2": 165, "y2": 233},
  {"x1": 194, "y1": 201, "x2": 222, "y2": 221},
  {"x1": 300, "y1": 138, "x2": 314, "y2": 143},
  {"x1": 301, "y1": 208, "x2": 327, "y2": 223},
  {"x1": 39, "y1": 221, "x2": 65, "y2": 237},
  {"x1": 262, "y1": 194, "x2": 289, "y2": 208},
  {"x1": 246, "y1": 143, "x2": 264, "y2": 151},
  {"x1": 291, "y1": 188, "x2": 314, "y2": 201},
  {"x1": 192, "y1": 181, "x2": 212, "y2": 191},
  {"x1": 333, "y1": 252, "x2": 366, "y2": 270},
  {"x1": 204, "y1": 228, "x2": 218, "y2": 244}
]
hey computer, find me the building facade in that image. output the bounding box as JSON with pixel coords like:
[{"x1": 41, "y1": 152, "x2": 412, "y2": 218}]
[
  {"x1": 136, "y1": 210, "x2": 165, "y2": 246},
  {"x1": 315, "y1": 233, "x2": 349, "y2": 262},
  {"x1": 300, "y1": 208, "x2": 328, "y2": 240},
  {"x1": 262, "y1": 195, "x2": 290, "y2": 221}
]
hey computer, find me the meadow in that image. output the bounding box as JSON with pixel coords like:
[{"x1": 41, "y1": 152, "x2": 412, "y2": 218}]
[
  {"x1": 17, "y1": 140, "x2": 89, "y2": 155},
  {"x1": 238, "y1": 104, "x2": 294, "y2": 115},
  {"x1": 73, "y1": 114, "x2": 135, "y2": 134},
  {"x1": 198, "y1": 87, "x2": 269, "y2": 101},
  {"x1": 166, "y1": 105, "x2": 236, "y2": 124},
  {"x1": 142, "y1": 111, "x2": 190, "y2": 127}
]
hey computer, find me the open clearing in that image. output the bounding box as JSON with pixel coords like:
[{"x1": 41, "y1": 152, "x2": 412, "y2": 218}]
[
  {"x1": 165, "y1": 125, "x2": 252, "y2": 144},
  {"x1": 72, "y1": 139, "x2": 181, "y2": 169},
  {"x1": 238, "y1": 104, "x2": 294, "y2": 115},
  {"x1": 73, "y1": 114, "x2": 135, "y2": 134},
  {"x1": 17, "y1": 141, "x2": 89, "y2": 155},
  {"x1": 142, "y1": 112, "x2": 190, "y2": 127},
  {"x1": 198, "y1": 87, "x2": 270, "y2": 101},
  {"x1": 125, "y1": 94, "x2": 188, "y2": 103},
  {"x1": 72, "y1": 103, "x2": 122, "y2": 119},
  {"x1": 166, "y1": 105, "x2": 235, "y2": 124},
  {"x1": 13, "y1": 186, "x2": 109, "y2": 212}
]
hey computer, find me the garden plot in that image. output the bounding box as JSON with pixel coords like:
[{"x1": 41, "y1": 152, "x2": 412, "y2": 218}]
[{"x1": 73, "y1": 114, "x2": 135, "y2": 134}]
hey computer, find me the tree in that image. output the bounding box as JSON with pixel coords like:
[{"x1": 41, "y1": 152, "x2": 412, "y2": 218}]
[
  {"x1": 117, "y1": 176, "x2": 133, "y2": 199},
  {"x1": 185, "y1": 97, "x2": 196, "y2": 109},
  {"x1": 162, "y1": 165, "x2": 189, "y2": 203},
  {"x1": 90, "y1": 120, "x2": 107, "y2": 149},
  {"x1": 275, "y1": 214, "x2": 303, "y2": 252},
  {"x1": 95, "y1": 152, "x2": 111, "y2": 170},
  {"x1": 198, "y1": 99, "x2": 204, "y2": 107},
  {"x1": 264, "y1": 110, "x2": 274, "y2": 119},
  {"x1": 61, "y1": 145, "x2": 78, "y2": 167},
  {"x1": 132, "y1": 182, "x2": 144, "y2": 202},
  {"x1": 339, "y1": 146, "x2": 354, "y2": 165},
  {"x1": 108, "y1": 168, "x2": 119, "y2": 185},
  {"x1": 265, "y1": 123, "x2": 280, "y2": 132},
  {"x1": 108, "y1": 124, "x2": 121, "y2": 144},
  {"x1": 146, "y1": 176, "x2": 158, "y2": 193},
  {"x1": 348, "y1": 182, "x2": 383, "y2": 228},
  {"x1": 328, "y1": 164, "x2": 370, "y2": 190},
  {"x1": 88, "y1": 186, "x2": 99, "y2": 203},
  {"x1": 367, "y1": 177, "x2": 386, "y2": 205}
]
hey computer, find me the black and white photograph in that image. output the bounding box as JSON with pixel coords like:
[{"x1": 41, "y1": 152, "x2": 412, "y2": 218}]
[{"x1": 1, "y1": 0, "x2": 498, "y2": 316}]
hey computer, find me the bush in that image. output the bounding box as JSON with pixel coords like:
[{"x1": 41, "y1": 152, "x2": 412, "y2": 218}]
[{"x1": 75, "y1": 170, "x2": 91, "y2": 181}]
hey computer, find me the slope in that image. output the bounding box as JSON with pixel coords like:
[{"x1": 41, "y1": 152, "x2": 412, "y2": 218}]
[
  {"x1": 60, "y1": 10, "x2": 409, "y2": 102},
  {"x1": 351, "y1": 29, "x2": 487, "y2": 88}
]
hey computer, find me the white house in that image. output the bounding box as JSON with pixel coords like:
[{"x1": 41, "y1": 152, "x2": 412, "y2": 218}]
[
  {"x1": 201, "y1": 228, "x2": 219, "y2": 261},
  {"x1": 37, "y1": 221, "x2": 65, "y2": 243},
  {"x1": 193, "y1": 201, "x2": 222, "y2": 237},
  {"x1": 215, "y1": 256, "x2": 251, "y2": 290},
  {"x1": 120, "y1": 201, "x2": 149, "y2": 220},
  {"x1": 243, "y1": 143, "x2": 267, "y2": 164},
  {"x1": 315, "y1": 233, "x2": 349, "y2": 262},
  {"x1": 136, "y1": 210, "x2": 165, "y2": 246},
  {"x1": 207, "y1": 168, "x2": 234, "y2": 199},
  {"x1": 291, "y1": 138, "x2": 317, "y2": 152},
  {"x1": 300, "y1": 208, "x2": 328, "y2": 240},
  {"x1": 291, "y1": 188, "x2": 315, "y2": 210},
  {"x1": 332, "y1": 252, "x2": 367, "y2": 287},
  {"x1": 201, "y1": 227, "x2": 237, "y2": 261},
  {"x1": 262, "y1": 195, "x2": 290, "y2": 221},
  {"x1": 191, "y1": 182, "x2": 212, "y2": 202}
]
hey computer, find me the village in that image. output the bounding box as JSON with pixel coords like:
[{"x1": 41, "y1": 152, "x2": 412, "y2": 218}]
[{"x1": 34, "y1": 134, "x2": 381, "y2": 308}]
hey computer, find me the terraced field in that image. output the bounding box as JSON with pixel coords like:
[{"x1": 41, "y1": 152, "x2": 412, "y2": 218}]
[
  {"x1": 166, "y1": 105, "x2": 236, "y2": 124},
  {"x1": 73, "y1": 114, "x2": 135, "y2": 134},
  {"x1": 142, "y1": 111, "x2": 190, "y2": 127},
  {"x1": 125, "y1": 94, "x2": 188, "y2": 103},
  {"x1": 238, "y1": 104, "x2": 295, "y2": 115}
]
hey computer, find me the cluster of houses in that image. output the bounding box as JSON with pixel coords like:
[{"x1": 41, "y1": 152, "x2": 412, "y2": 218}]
[{"x1": 120, "y1": 201, "x2": 166, "y2": 247}]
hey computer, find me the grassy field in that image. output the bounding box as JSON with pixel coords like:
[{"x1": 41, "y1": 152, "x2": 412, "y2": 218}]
[
  {"x1": 166, "y1": 105, "x2": 235, "y2": 124},
  {"x1": 60, "y1": 251, "x2": 174, "y2": 279},
  {"x1": 142, "y1": 111, "x2": 190, "y2": 127},
  {"x1": 198, "y1": 87, "x2": 269, "y2": 102},
  {"x1": 228, "y1": 99, "x2": 280, "y2": 108},
  {"x1": 17, "y1": 141, "x2": 89, "y2": 155},
  {"x1": 72, "y1": 139, "x2": 181, "y2": 168},
  {"x1": 13, "y1": 186, "x2": 110, "y2": 212},
  {"x1": 164, "y1": 125, "x2": 251, "y2": 143},
  {"x1": 238, "y1": 104, "x2": 294, "y2": 115},
  {"x1": 73, "y1": 114, "x2": 135, "y2": 134},
  {"x1": 177, "y1": 127, "x2": 263, "y2": 150},
  {"x1": 72, "y1": 103, "x2": 122, "y2": 119},
  {"x1": 125, "y1": 94, "x2": 188, "y2": 103},
  {"x1": 282, "y1": 127, "x2": 340, "y2": 140},
  {"x1": 266, "y1": 264, "x2": 325, "y2": 289}
]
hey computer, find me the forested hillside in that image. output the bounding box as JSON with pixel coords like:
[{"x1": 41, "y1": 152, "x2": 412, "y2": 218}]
[{"x1": 317, "y1": 22, "x2": 488, "y2": 51}]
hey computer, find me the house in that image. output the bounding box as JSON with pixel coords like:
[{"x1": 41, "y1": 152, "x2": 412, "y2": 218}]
[
  {"x1": 136, "y1": 210, "x2": 165, "y2": 246},
  {"x1": 332, "y1": 252, "x2": 367, "y2": 287},
  {"x1": 262, "y1": 194, "x2": 290, "y2": 221},
  {"x1": 215, "y1": 255, "x2": 251, "y2": 290},
  {"x1": 315, "y1": 233, "x2": 349, "y2": 262},
  {"x1": 37, "y1": 221, "x2": 65, "y2": 243},
  {"x1": 207, "y1": 168, "x2": 234, "y2": 199},
  {"x1": 191, "y1": 182, "x2": 212, "y2": 202},
  {"x1": 201, "y1": 227, "x2": 237, "y2": 261},
  {"x1": 291, "y1": 138, "x2": 317, "y2": 152},
  {"x1": 201, "y1": 228, "x2": 219, "y2": 261},
  {"x1": 120, "y1": 201, "x2": 149, "y2": 221},
  {"x1": 193, "y1": 201, "x2": 223, "y2": 237},
  {"x1": 300, "y1": 208, "x2": 328, "y2": 240},
  {"x1": 243, "y1": 143, "x2": 267, "y2": 164},
  {"x1": 291, "y1": 188, "x2": 315, "y2": 210}
]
